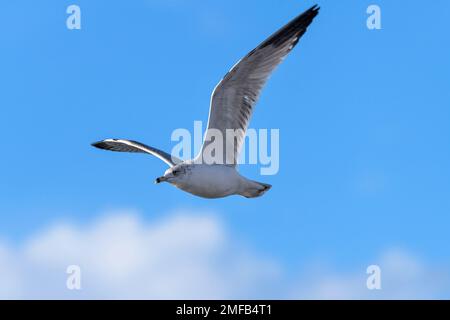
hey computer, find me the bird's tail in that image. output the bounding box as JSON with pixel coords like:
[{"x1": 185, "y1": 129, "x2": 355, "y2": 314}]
[{"x1": 239, "y1": 181, "x2": 272, "y2": 198}]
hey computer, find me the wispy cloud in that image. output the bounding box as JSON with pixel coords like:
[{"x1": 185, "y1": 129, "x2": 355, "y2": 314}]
[
  {"x1": 0, "y1": 210, "x2": 448, "y2": 299},
  {"x1": 0, "y1": 210, "x2": 279, "y2": 299},
  {"x1": 290, "y1": 249, "x2": 450, "y2": 299}
]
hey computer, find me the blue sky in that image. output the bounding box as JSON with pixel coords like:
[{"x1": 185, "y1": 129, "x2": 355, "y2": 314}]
[{"x1": 1, "y1": 1, "x2": 449, "y2": 298}]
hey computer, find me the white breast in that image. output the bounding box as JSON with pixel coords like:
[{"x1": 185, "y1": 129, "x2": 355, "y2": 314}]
[{"x1": 173, "y1": 164, "x2": 242, "y2": 198}]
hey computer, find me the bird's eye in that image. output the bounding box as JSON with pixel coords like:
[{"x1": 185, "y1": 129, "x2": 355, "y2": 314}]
[{"x1": 172, "y1": 170, "x2": 178, "y2": 176}]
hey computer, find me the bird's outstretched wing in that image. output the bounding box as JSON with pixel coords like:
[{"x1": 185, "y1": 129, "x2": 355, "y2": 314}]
[
  {"x1": 197, "y1": 5, "x2": 319, "y2": 166},
  {"x1": 92, "y1": 139, "x2": 181, "y2": 167}
]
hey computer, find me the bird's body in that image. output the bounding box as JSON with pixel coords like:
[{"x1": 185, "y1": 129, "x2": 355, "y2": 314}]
[
  {"x1": 92, "y1": 5, "x2": 319, "y2": 199},
  {"x1": 159, "y1": 162, "x2": 271, "y2": 198}
]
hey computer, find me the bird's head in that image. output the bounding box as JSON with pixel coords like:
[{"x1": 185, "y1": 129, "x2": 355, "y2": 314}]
[{"x1": 155, "y1": 164, "x2": 187, "y2": 185}]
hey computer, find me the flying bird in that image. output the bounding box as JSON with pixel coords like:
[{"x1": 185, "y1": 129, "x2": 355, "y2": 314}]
[{"x1": 92, "y1": 5, "x2": 319, "y2": 198}]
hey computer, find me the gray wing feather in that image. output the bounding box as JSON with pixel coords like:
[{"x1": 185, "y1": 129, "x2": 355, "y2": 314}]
[
  {"x1": 92, "y1": 139, "x2": 180, "y2": 167},
  {"x1": 198, "y1": 5, "x2": 319, "y2": 165}
]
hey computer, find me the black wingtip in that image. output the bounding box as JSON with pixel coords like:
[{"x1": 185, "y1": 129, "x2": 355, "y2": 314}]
[
  {"x1": 309, "y1": 4, "x2": 320, "y2": 12},
  {"x1": 91, "y1": 140, "x2": 107, "y2": 149},
  {"x1": 258, "y1": 4, "x2": 320, "y2": 50},
  {"x1": 302, "y1": 4, "x2": 321, "y2": 22},
  {"x1": 306, "y1": 4, "x2": 320, "y2": 18}
]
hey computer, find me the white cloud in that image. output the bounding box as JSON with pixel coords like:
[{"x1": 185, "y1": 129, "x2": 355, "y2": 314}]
[
  {"x1": 0, "y1": 210, "x2": 280, "y2": 299},
  {"x1": 0, "y1": 210, "x2": 448, "y2": 299},
  {"x1": 290, "y1": 248, "x2": 450, "y2": 299},
  {"x1": 0, "y1": 244, "x2": 23, "y2": 298}
]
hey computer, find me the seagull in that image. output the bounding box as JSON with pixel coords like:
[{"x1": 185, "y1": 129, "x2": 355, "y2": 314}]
[{"x1": 92, "y1": 5, "x2": 319, "y2": 199}]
